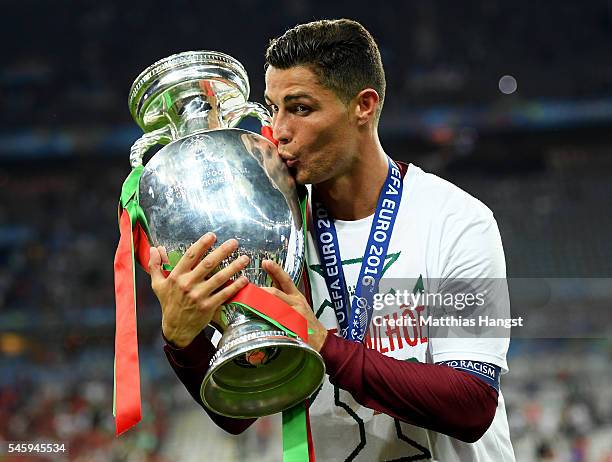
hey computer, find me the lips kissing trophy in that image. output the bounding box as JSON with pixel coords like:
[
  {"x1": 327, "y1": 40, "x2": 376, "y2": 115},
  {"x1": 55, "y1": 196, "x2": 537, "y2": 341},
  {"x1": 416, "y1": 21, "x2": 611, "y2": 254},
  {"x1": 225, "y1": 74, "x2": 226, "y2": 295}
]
[{"x1": 113, "y1": 51, "x2": 325, "y2": 455}]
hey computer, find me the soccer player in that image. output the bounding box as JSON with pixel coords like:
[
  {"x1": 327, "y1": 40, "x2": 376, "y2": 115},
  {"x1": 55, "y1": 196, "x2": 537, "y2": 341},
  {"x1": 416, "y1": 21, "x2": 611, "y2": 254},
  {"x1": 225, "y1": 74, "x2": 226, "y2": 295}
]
[{"x1": 149, "y1": 19, "x2": 516, "y2": 461}]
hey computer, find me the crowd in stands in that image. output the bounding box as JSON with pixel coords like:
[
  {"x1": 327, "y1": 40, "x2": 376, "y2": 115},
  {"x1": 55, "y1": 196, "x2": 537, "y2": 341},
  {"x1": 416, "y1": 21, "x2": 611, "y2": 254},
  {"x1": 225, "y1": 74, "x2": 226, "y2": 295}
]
[
  {"x1": 505, "y1": 340, "x2": 612, "y2": 462},
  {"x1": 0, "y1": 367, "x2": 169, "y2": 461},
  {"x1": 2, "y1": 0, "x2": 612, "y2": 130}
]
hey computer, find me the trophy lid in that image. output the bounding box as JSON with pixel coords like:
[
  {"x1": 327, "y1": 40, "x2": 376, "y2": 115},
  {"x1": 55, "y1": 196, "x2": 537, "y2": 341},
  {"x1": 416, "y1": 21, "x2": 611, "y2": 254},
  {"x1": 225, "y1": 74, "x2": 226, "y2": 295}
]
[{"x1": 128, "y1": 51, "x2": 250, "y2": 133}]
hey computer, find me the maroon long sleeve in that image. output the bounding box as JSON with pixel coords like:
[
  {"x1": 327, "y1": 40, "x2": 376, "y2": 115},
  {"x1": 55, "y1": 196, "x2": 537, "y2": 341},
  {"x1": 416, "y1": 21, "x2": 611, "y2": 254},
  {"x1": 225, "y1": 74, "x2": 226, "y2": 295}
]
[
  {"x1": 164, "y1": 329, "x2": 498, "y2": 442},
  {"x1": 163, "y1": 329, "x2": 256, "y2": 435},
  {"x1": 320, "y1": 333, "x2": 498, "y2": 443}
]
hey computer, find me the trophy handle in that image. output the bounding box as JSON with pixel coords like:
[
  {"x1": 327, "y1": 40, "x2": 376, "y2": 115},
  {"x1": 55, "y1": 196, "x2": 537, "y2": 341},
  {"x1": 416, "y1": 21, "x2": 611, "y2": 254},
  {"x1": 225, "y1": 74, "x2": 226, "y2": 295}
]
[
  {"x1": 129, "y1": 126, "x2": 173, "y2": 168},
  {"x1": 224, "y1": 102, "x2": 272, "y2": 130}
]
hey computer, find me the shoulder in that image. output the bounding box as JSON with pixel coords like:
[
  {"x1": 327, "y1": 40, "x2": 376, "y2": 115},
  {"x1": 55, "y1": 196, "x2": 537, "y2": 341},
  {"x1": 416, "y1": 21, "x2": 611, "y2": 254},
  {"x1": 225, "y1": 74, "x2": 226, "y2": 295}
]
[
  {"x1": 401, "y1": 164, "x2": 507, "y2": 277},
  {"x1": 404, "y1": 163, "x2": 493, "y2": 222}
]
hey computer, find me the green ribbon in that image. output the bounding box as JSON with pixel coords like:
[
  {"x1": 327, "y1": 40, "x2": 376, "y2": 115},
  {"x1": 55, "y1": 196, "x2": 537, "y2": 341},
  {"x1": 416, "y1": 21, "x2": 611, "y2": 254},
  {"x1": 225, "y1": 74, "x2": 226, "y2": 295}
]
[
  {"x1": 283, "y1": 403, "x2": 311, "y2": 462},
  {"x1": 279, "y1": 190, "x2": 311, "y2": 462},
  {"x1": 119, "y1": 165, "x2": 150, "y2": 237}
]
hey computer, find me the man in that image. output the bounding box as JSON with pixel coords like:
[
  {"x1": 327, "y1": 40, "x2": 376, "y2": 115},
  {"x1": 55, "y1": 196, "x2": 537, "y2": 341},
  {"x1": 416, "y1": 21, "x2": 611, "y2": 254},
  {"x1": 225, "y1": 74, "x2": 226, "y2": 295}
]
[{"x1": 149, "y1": 19, "x2": 516, "y2": 461}]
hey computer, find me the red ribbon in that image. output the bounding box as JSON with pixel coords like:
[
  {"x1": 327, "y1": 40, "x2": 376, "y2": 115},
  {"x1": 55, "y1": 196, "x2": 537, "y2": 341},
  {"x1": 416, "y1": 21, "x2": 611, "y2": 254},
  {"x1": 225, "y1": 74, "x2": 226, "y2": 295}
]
[
  {"x1": 113, "y1": 210, "x2": 151, "y2": 436},
  {"x1": 114, "y1": 210, "x2": 142, "y2": 435},
  {"x1": 229, "y1": 283, "x2": 308, "y2": 341},
  {"x1": 261, "y1": 126, "x2": 277, "y2": 146}
]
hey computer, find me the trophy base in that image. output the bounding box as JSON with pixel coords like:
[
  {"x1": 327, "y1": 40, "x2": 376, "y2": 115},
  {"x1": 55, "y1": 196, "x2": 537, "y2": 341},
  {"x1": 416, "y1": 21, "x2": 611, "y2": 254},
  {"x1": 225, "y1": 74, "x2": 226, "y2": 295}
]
[{"x1": 201, "y1": 329, "x2": 325, "y2": 418}]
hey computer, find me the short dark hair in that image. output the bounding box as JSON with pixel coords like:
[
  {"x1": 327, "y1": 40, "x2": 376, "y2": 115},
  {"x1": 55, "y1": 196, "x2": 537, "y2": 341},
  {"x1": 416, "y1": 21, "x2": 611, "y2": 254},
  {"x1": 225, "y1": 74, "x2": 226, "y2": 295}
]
[{"x1": 265, "y1": 19, "x2": 386, "y2": 120}]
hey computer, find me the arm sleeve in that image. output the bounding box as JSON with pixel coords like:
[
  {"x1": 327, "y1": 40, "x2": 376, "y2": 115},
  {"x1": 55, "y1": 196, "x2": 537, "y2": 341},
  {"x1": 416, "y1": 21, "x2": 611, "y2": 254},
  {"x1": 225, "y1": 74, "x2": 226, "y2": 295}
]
[
  {"x1": 320, "y1": 333, "x2": 498, "y2": 443},
  {"x1": 429, "y1": 198, "x2": 510, "y2": 371},
  {"x1": 163, "y1": 329, "x2": 256, "y2": 435}
]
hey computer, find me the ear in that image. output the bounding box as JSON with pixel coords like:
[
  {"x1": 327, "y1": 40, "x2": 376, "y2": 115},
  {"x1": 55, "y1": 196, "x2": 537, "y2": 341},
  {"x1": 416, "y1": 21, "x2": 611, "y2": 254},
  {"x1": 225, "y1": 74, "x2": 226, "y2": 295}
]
[{"x1": 353, "y1": 88, "x2": 380, "y2": 126}]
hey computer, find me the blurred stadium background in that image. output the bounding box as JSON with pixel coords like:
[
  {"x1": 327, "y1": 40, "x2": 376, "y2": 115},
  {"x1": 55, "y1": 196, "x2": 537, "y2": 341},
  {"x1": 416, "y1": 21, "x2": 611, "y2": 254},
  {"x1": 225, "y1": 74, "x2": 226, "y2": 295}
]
[{"x1": 1, "y1": 1, "x2": 612, "y2": 461}]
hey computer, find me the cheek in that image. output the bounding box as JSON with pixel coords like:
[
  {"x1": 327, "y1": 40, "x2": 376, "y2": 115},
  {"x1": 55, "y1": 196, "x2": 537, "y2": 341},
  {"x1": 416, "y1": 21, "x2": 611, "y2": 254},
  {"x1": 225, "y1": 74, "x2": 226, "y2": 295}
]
[{"x1": 301, "y1": 118, "x2": 348, "y2": 160}]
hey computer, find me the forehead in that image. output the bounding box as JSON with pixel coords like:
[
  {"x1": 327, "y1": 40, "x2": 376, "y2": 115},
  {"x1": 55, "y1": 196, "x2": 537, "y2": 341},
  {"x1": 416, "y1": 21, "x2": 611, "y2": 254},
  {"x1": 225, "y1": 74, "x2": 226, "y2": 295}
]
[{"x1": 264, "y1": 65, "x2": 338, "y2": 102}]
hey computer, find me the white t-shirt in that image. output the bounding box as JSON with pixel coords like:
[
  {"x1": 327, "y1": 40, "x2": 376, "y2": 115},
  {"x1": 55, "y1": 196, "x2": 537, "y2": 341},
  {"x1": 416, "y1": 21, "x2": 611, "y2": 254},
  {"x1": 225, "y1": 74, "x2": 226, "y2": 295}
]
[{"x1": 306, "y1": 164, "x2": 516, "y2": 462}]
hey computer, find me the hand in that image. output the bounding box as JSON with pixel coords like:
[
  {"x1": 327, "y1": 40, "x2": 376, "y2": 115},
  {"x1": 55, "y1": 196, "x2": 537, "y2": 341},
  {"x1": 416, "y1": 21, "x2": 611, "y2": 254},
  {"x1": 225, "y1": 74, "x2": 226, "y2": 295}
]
[
  {"x1": 261, "y1": 260, "x2": 328, "y2": 352},
  {"x1": 149, "y1": 233, "x2": 250, "y2": 348}
]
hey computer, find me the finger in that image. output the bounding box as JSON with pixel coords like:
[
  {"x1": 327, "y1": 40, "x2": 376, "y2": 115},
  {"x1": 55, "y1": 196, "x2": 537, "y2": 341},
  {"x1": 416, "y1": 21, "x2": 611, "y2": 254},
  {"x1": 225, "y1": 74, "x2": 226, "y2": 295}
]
[
  {"x1": 191, "y1": 238, "x2": 239, "y2": 280},
  {"x1": 158, "y1": 246, "x2": 170, "y2": 265},
  {"x1": 173, "y1": 232, "x2": 216, "y2": 274},
  {"x1": 261, "y1": 260, "x2": 285, "y2": 290},
  {"x1": 262, "y1": 260, "x2": 299, "y2": 295},
  {"x1": 260, "y1": 286, "x2": 293, "y2": 305},
  {"x1": 206, "y1": 276, "x2": 250, "y2": 309},
  {"x1": 260, "y1": 287, "x2": 312, "y2": 325},
  {"x1": 149, "y1": 246, "x2": 165, "y2": 289},
  {"x1": 201, "y1": 254, "x2": 250, "y2": 295}
]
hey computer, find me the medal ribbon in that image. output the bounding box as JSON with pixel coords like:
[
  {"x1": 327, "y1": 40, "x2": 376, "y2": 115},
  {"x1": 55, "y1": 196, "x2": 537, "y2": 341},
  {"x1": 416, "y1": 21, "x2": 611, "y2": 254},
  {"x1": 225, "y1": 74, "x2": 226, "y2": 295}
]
[{"x1": 312, "y1": 158, "x2": 403, "y2": 341}]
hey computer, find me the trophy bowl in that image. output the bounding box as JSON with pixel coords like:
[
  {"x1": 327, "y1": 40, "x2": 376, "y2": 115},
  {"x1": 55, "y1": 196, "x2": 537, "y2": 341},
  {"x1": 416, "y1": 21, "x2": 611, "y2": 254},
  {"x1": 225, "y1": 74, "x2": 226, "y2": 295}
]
[{"x1": 127, "y1": 51, "x2": 325, "y2": 418}]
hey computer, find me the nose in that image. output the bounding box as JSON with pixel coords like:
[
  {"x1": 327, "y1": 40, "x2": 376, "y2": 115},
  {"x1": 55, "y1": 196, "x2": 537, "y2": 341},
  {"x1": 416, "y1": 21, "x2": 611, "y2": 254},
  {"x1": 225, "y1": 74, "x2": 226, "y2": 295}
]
[{"x1": 272, "y1": 111, "x2": 291, "y2": 145}]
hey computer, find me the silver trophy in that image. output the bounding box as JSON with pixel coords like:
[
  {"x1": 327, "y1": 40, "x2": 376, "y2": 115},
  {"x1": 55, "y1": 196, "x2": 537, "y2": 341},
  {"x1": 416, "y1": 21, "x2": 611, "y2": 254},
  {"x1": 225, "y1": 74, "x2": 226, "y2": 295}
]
[{"x1": 128, "y1": 51, "x2": 325, "y2": 417}]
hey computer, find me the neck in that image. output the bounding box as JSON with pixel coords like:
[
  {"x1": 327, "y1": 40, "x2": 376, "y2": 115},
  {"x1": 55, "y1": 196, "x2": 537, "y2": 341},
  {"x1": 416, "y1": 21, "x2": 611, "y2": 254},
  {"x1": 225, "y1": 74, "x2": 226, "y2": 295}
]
[{"x1": 314, "y1": 138, "x2": 389, "y2": 221}]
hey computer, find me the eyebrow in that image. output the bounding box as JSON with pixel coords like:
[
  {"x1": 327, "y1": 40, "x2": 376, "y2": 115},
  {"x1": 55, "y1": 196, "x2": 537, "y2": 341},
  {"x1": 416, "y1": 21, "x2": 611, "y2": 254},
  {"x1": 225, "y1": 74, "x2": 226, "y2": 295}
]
[{"x1": 264, "y1": 92, "x2": 317, "y2": 104}]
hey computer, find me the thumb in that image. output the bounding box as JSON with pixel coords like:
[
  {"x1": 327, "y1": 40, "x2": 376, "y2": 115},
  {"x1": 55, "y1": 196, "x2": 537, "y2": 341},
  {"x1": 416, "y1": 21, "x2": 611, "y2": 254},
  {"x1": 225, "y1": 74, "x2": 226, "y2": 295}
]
[{"x1": 149, "y1": 246, "x2": 165, "y2": 287}]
